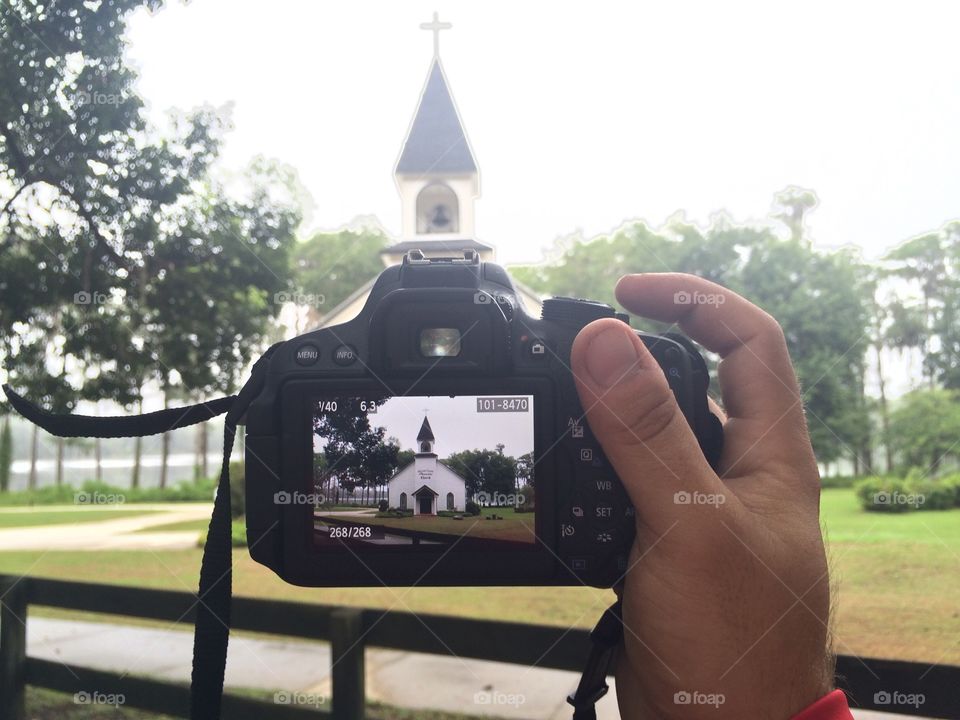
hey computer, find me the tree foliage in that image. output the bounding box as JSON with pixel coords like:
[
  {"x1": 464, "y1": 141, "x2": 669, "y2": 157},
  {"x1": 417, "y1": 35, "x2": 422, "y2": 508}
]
[{"x1": 444, "y1": 445, "x2": 517, "y2": 499}]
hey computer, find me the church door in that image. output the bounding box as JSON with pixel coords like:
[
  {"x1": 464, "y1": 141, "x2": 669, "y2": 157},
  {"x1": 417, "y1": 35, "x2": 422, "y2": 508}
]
[{"x1": 418, "y1": 495, "x2": 433, "y2": 515}]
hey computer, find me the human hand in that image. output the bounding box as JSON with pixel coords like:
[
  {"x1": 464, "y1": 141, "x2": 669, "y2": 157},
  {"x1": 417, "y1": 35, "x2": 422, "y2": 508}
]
[{"x1": 570, "y1": 273, "x2": 833, "y2": 720}]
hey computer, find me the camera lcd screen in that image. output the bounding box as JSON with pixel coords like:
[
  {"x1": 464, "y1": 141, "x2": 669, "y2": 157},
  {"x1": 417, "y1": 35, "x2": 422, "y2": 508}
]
[{"x1": 310, "y1": 394, "x2": 536, "y2": 550}]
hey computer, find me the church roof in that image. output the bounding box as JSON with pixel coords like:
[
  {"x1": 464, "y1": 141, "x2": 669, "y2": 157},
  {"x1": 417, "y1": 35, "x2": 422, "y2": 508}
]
[
  {"x1": 396, "y1": 58, "x2": 477, "y2": 175},
  {"x1": 417, "y1": 416, "x2": 435, "y2": 441}
]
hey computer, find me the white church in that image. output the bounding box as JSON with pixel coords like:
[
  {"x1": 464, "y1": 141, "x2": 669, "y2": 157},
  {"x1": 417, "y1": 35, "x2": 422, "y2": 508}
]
[
  {"x1": 386, "y1": 415, "x2": 467, "y2": 515},
  {"x1": 318, "y1": 13, "x2": 541, "y2": 328}
]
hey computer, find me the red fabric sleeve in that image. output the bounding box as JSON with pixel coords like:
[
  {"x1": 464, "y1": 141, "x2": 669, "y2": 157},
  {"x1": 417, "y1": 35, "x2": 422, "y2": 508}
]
[{"x1": 790, "y1": 689, "x2": 854, "y2": 720}]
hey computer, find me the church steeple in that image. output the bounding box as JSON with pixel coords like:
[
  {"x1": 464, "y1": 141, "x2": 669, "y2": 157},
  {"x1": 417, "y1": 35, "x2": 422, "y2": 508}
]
[
  {"x1": 416, "y1": 416, "x2": 436, "y2": 455},
  {"x1": 383, "y1": 12, "x2": 493, "y2": 266},
  {"x1": 395, "y1": 59, "x2": 477, "y2": 176}
]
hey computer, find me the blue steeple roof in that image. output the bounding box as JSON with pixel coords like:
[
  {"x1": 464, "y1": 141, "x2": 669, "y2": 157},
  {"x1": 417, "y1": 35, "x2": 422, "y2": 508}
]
[{"x1": 396, "y1": 58, "x2": 477, "y2": 175}]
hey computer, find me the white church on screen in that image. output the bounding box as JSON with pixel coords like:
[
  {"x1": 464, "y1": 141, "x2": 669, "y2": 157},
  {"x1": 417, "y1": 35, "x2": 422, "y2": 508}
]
[{"x1": 387, "y1": 416, "x2": 467, "y2": 515}]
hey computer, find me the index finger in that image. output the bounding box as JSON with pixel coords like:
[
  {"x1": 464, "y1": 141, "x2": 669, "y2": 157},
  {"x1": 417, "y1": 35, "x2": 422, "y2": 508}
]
[{"x1": 616, "y1": 273, "x2": 815, "y2": 479}]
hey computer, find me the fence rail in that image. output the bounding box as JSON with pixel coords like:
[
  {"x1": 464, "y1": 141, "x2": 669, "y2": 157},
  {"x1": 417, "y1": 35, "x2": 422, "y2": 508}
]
[{"x1": 1, "y1": 575, "x2": 958, "y2": 719}]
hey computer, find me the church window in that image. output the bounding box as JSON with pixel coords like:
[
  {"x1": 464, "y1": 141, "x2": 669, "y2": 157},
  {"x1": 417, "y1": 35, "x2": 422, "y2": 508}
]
[
  {"x1": 446, "y1": 492, "x2": 455, "y2": 510},
  {"x1": 400, "y1": 493, "x2": 407, "y2": 510}
]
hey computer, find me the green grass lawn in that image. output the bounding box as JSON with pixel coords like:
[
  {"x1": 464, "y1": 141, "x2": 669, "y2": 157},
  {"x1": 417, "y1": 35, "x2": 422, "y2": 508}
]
[
  {"x1": 0, "y1": 508, "x2": 159, "y2": 528},
  {"x1": 0, "y1": 488, "x2": 957, "y2": 666},
  {"x1": 819, "y1": 488, "x2": 960, "y2": 664}
]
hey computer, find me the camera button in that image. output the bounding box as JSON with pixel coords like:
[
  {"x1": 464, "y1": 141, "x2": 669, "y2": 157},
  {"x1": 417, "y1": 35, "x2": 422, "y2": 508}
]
[
  {"x1": 294, "y1": 344, "x2": 320, "y2": 366},
  {"x1": 592, "y1": 501, "x2": 617, "y2": 527},
  {"x1": 593, "y1": 527, "x2": 618, "y2": 546},
  {"x1": 524, "y1": 336, "x2": 548, "y2": 359},
  {"x1": 332, "y1": 345, "x2": 358, "y2": 366}
]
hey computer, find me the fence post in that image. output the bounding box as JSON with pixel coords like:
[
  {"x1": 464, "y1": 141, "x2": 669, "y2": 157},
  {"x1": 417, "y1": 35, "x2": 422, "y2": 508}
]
[
  {"x1": 0, "y1": 576, "x2": 28, "y2": 720},
  {"x1": 330, "y1": 608, "x2": 365, "y2": 720}
]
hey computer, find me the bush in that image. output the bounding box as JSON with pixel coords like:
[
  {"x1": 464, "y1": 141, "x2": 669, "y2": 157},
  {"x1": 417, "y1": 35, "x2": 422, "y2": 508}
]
[
  {"x1": 465, "y1": 500, "x2": 480, "y2": 516},
  {"x1": 0, "y1": 477, "x2": 220, "y2": 506},
  {"x1": 378, "y1": 499, "x2": 389, "y2": 512},
  {"x1": 855, "y1": 473, "x2": 960, "y2": 512},
  {"x1": 854, "y1": 476, "x2": 916, "y2": 513},
  {"x1": 820, "y1": 474, "x2": 859, "y2": 489}
]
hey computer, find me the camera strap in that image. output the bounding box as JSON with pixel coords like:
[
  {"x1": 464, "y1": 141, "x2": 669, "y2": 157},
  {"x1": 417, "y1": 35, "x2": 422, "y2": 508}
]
[
  {"x1": 567, "y1": 599, "x2": 622, "y2": 719},
  {"x1": 1, "y1": 343, "x2": 278, "y2": 720}
]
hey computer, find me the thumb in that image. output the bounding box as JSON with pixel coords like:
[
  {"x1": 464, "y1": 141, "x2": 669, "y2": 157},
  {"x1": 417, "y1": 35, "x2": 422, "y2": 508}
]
[{"x1": 570, "y1": 319, "x2": 724, "y2": 532}]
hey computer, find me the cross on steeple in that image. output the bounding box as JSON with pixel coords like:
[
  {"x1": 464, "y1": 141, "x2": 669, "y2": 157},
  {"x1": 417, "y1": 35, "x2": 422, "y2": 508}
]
[{"x1": 420, "y1": 11, "x2": 452, "y2": 57}]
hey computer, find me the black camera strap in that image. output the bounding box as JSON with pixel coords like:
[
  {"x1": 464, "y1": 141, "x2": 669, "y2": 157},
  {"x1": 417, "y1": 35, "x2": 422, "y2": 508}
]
[
  {"x1": 567, "y1": 599, "x2": 623, "y2": 719},
  {"x1": 1, "y1": 344, "x2": 278, "y2": 720}
]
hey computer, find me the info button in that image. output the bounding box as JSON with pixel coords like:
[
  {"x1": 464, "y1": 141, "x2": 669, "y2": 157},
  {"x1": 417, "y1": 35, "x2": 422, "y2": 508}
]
[
  {"x1": 294, "y1": 344, "x2": 319, "y2": 366},
  {"x1": 333, "y1": 345, "x2": 358, "y2": 366}
]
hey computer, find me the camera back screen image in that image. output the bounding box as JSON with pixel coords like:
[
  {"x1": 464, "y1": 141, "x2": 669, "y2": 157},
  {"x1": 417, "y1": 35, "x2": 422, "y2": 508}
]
[{"x1": 310, "y1": 394, "x2": 536, "y2": 550}]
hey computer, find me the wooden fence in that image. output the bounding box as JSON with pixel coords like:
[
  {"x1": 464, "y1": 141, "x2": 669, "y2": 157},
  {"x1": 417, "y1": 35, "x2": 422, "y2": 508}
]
[{"x1": 1, "y1": 575, "x2": 957, "y2": 719}]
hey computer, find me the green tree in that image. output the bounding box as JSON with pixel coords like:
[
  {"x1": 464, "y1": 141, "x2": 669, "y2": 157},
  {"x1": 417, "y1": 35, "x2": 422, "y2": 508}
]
[
  {"x1": 512, "y1": 189, "x2": 873, "y2": 467},
  {"x1": 445, "y1": 445, "x2": 517, "y2": 500},
  {"x1": 314, "y1": 400, "x2": 401, "y2": 505},
  {"x1": 886, "y1": 389, "x2": 960, "y2": 474},
  {"x1": 1, "y1": 0, "x2": 223, "y2": 488},
  {"x1": 290, "y1": 226, "x2": 389, "y2": 331}
]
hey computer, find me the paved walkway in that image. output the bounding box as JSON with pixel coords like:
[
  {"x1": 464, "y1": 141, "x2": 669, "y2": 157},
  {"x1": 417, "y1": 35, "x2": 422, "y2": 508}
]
[
  {"x1": 0, "y1": 503, "x2": 212, "y2": 551},
  {"x1": 26, "y1": 618, "x2": 918, "y2": 719}
]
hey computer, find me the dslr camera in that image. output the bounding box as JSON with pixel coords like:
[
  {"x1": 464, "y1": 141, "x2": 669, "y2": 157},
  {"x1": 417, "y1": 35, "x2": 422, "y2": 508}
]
[{"x1": 245, "y1": 250, "x2": 722, "y2": 587}]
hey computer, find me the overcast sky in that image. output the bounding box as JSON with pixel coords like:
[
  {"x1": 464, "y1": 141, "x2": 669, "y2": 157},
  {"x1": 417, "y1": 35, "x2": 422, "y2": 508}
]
[{"x1": 125, "y1": 1, "x2": 960, "y2": 267}]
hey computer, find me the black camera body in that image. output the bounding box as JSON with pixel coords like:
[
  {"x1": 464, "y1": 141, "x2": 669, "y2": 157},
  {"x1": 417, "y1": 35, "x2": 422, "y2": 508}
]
[{"x1": 245, "y1": 251, "x2": 721, "y2": 588}]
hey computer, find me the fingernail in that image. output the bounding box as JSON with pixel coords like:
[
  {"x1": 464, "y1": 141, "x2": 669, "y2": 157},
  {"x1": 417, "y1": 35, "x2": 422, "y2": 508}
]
[{"x1": 585, "y1": 327, "x2": 640, "y2": 388}]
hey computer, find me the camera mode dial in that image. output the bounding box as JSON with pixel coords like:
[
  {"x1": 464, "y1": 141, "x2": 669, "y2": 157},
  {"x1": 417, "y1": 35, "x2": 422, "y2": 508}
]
[{"x1": 541, "y1": 297, "x2": 624, "y2": 326}]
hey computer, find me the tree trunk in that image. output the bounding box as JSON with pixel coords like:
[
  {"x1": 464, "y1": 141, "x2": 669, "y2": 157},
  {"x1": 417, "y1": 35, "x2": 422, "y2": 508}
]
[
  {"x1": 132, "y1": 435, "x2": 142, "y2": 489},
  {"x1": 55, "y1": 438, "x2": 64, "y2": 487},
  {"x1": 200, "y1": 421, "x2": 209, "y2": 479},
  {"x1": 95, "y1": 438, "x2": 103, "y2": 483},
  {"x1": 0, "y1": 415, "x2": 13, "y2": 492},
  {"x1": 29, "y1": 424, "x2": 38, "y2": 490},
  {"x1": 874, "y1": 342, "x2": 894, "y2": 474},
  {"x1": 159, "y1": 391, "x2": 170, "y2": 490},
  {"x1": 130, "y1": 398, "x2": 143, "y2": 489}
]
